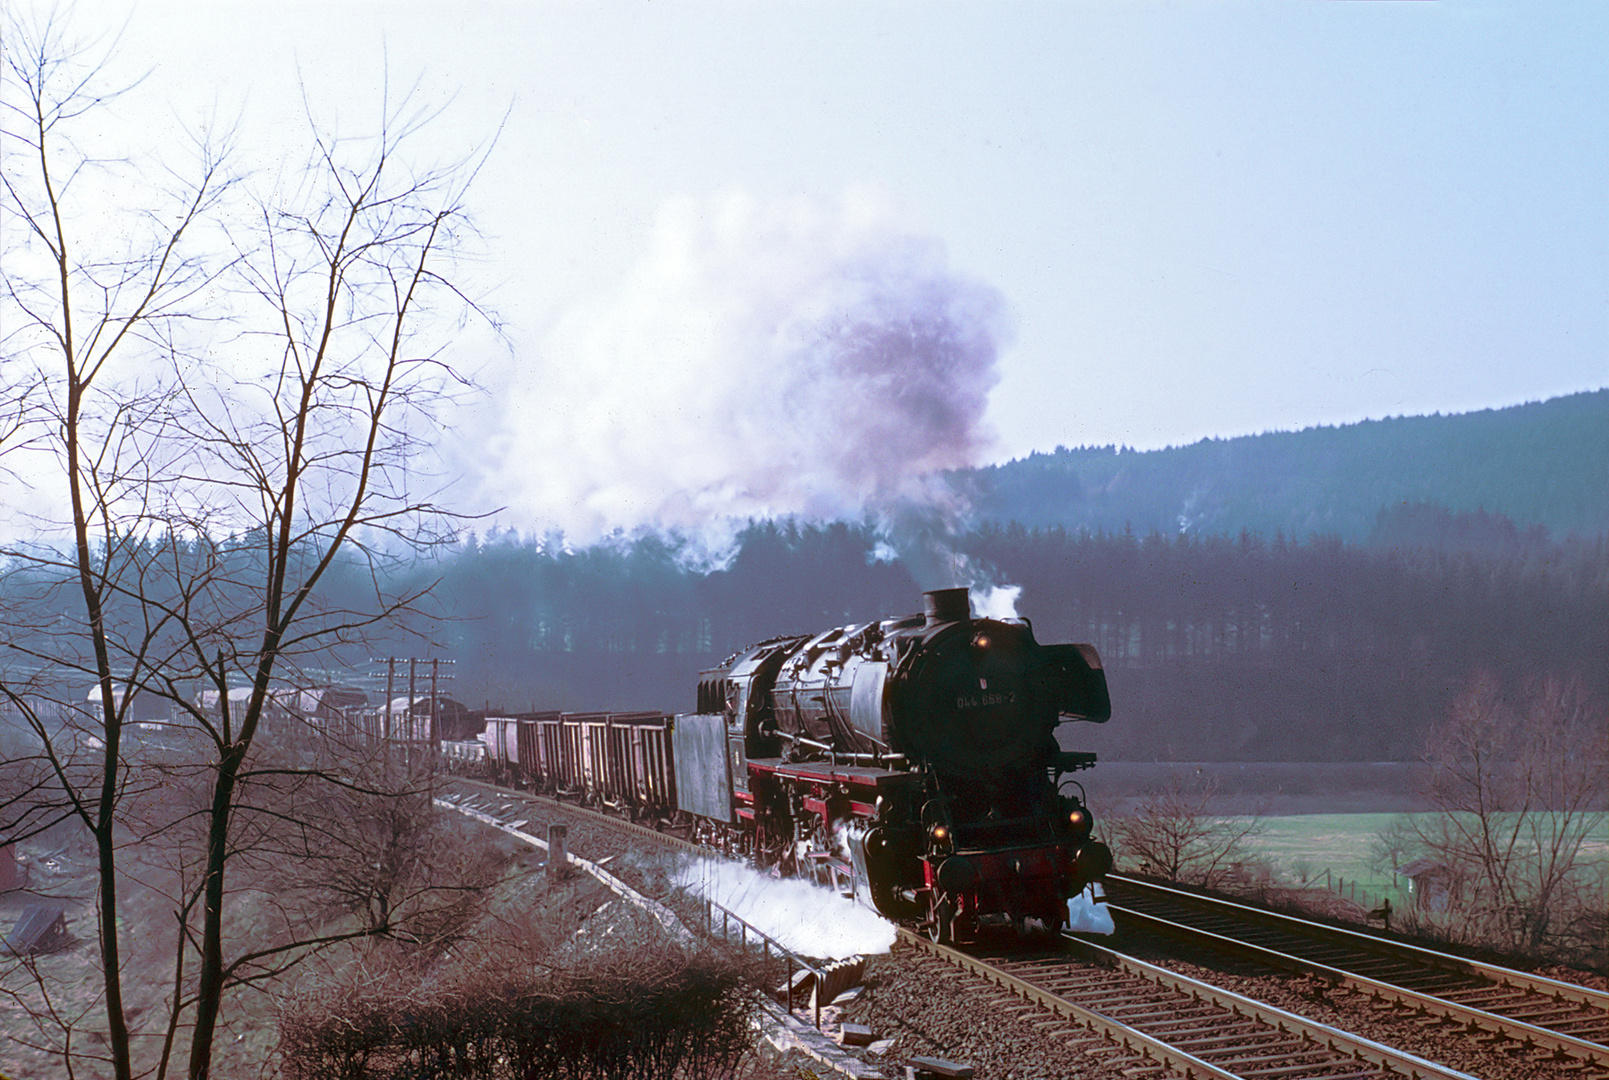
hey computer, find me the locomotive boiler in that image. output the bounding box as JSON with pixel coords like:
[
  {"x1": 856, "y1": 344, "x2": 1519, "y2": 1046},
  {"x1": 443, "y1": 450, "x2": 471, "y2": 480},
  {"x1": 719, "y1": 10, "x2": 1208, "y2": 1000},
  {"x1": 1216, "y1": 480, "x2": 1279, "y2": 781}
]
[{"x1": 686, "y1": 587, "x2": 1113, "y2": 943}]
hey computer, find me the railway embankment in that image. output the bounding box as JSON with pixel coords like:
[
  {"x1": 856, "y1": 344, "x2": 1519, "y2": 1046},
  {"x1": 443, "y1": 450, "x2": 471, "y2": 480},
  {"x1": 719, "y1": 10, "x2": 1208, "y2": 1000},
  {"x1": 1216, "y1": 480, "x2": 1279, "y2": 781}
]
[
  {"x1": 436, "y1": 787, "x2": 1161, "y2": 1079},
  {"x1": 438, "y1": 788, "x2": 887, "y2": 1079},
  {"x1": 434, "y1": 782, "x2": 1609, "y2": 1080}
]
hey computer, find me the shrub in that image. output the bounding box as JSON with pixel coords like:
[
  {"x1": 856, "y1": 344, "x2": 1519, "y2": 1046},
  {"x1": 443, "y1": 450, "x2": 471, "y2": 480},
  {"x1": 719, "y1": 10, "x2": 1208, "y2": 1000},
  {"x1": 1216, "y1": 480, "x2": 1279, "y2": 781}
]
[{"x1": 279, "y1": 901, "x2": 763, "y2": 1080}]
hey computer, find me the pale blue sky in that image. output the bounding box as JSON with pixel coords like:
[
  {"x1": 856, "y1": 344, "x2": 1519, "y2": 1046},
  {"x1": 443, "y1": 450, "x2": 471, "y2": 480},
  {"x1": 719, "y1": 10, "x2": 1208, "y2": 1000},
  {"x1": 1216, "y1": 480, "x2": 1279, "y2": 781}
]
[{"x1": 13, "y1": 0, "x2": 1607, "y2": 534}]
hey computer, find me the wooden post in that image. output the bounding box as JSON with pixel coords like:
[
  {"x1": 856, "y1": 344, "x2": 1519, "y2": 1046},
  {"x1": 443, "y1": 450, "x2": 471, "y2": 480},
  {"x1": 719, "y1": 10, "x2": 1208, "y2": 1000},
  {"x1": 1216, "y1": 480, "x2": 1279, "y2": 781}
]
[
  {"x1": 407, "y1": 657, "x2": 418, "y2": 741},
  {"x1": 548, "y1": 824, "x2": 568, "y2": 880},
  {"x1": 430, "y1": 658, "x2": 439, "y2": 742},
  {"x1": 384, "y1": 658, "x2": 396, "y2": 741}
]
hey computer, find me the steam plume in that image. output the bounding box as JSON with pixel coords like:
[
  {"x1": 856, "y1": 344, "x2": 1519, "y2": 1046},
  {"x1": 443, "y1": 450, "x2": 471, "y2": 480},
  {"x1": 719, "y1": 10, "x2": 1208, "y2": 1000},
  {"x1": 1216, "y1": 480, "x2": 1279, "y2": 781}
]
[
  {"x1": 870, "y1": 497, "x2": 1024, "y2": 611},
  {"x1": 674, "y1": 857, "x2": 897, "y2": 960},
  {"x1": 478, "y1": 192, "x2": 1009, "y2": 542}
]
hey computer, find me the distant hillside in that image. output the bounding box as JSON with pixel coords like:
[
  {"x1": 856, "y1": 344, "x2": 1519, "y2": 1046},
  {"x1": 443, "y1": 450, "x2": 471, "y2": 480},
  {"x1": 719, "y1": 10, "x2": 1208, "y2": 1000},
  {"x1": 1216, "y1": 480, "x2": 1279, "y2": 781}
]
[{"x1": 966, "y1": 390, "x2": 1609, "y2": 542}]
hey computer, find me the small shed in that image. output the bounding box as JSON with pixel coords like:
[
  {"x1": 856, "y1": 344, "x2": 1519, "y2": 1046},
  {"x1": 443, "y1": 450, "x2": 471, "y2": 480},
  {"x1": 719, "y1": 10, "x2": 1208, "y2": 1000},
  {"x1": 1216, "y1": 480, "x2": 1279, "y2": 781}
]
[
  {"x1": 6, "y1": 902, "x2": 69, "y2": 956},
  {"x1": 1399, "y1": 858, "x2": 1456, "y2": 912}
]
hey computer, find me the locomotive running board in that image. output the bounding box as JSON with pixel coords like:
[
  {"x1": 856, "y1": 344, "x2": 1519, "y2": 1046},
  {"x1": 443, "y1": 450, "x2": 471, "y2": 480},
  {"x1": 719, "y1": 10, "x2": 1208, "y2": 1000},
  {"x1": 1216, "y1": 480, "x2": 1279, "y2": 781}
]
[{"x1": 747, "y1": 757, "x2": 908, "y2": 786}]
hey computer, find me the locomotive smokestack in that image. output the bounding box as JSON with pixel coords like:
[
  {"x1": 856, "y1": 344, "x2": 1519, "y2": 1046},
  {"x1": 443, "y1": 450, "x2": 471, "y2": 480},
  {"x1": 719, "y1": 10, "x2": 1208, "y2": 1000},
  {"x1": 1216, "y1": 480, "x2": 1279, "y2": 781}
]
[{"x1": 924, "y1": 587, "x2": 972, "y2": 627}]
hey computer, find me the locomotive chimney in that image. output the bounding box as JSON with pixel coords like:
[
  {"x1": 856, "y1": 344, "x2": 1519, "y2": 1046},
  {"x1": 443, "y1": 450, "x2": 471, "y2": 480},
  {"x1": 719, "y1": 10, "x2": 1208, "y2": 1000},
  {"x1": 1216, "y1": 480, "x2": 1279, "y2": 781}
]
[{"x1": 923, "y1": 587, "x2": 972, "y2": 627}]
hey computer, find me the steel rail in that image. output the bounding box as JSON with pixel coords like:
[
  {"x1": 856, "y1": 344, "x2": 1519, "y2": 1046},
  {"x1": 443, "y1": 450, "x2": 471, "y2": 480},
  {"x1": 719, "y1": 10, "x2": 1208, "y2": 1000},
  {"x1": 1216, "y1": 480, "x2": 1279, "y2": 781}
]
[
  {"x1": 1113, "y1": 903, "x2": 1608, "y2": 1071},
  {"x1": 1109, "y1": 874, "x2": 1609, "y2": 1012},
  {"x1": 898, "y1": 929, "x2": 1245, "y2": 1080},
  {"x1": 1052, "y1": 934, "x2": 1483, "y2": 1080},
  {"x1": 901, "y1": 928, "x2": 1479, "y2": 1080}
]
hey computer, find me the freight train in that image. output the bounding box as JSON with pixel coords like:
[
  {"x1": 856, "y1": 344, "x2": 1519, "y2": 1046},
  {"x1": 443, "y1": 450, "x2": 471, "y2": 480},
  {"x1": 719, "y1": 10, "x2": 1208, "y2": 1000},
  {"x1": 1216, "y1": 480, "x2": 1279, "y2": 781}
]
[
  {"x1": 474, "y1": 588, "x2": 1113, "y2": 944},
  {"x1": 250, "y1": 588, "x2": 1114, "y2": 944}
]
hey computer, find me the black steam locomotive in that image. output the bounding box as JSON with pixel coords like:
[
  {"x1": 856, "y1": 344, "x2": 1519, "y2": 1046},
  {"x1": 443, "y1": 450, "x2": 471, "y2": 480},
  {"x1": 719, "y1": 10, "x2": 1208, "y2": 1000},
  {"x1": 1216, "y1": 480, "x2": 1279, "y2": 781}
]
[{"x1": 684, "y1": 587, "x2": 1113, "y2": 943}]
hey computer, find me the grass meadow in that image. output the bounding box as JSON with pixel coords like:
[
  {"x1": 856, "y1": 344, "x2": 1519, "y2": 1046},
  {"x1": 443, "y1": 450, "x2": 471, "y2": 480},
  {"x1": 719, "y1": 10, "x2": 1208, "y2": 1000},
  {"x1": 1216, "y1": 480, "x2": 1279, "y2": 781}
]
[
  {"x1": 1082, "y1": 763, "x2": 1609, "y2": 920},
  {"x1": 1231, "y1": 812, "x2": 1609, "y2": 920}
]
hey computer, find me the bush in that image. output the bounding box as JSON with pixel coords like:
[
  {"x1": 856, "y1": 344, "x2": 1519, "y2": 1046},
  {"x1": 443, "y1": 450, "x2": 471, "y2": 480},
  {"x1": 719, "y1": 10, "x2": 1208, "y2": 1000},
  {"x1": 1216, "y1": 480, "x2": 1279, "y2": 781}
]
[
  {"x1": 279, "y1": 901, "x2": 763, "y2": 1080},
  {"x1": 1106, "y1": 770, "x2": 1267, "y2": 889}
]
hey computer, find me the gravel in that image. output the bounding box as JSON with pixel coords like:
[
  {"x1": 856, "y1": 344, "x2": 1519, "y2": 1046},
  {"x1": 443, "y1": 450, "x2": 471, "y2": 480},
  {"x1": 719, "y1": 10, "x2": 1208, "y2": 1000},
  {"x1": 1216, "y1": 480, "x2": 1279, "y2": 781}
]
[{"x1": 831, "y1": 942, "x2": 1164, "y2": 1080}]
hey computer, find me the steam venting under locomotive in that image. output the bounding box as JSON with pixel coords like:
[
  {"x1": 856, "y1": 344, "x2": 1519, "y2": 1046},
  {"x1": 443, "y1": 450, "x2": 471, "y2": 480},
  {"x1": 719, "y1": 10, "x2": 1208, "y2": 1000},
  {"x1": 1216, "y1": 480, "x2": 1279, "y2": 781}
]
[{"x1": 684, "y1": 587, "x2": 1113, "y2": 943}]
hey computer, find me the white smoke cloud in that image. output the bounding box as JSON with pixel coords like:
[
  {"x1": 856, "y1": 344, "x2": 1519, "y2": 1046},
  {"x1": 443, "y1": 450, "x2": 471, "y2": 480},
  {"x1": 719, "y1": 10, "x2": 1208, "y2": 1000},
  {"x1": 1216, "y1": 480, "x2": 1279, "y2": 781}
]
[
  {"x1": 970, "y1": 583, "x2": 1022, "y2": 620},
  {"x1": 476, "y1": 192, "x2": 1009, "y2": 542},
  {"x1": 675, "y1": 856, "x2": 897, "y2": 960},
  {"x1": 1067, "y1": 884, "x2": 1115, "y2": 935}
]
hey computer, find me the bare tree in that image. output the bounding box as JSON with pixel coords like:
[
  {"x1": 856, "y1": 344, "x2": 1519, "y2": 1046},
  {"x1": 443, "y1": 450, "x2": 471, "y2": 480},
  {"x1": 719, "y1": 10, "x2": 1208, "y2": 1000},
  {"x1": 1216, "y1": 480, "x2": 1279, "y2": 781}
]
[
  {"x1": 1366, "y1": 815, "x2": 1417, "y2": 888},
  {"x1": 1412, "y1": 671, "x2": 1607, "y2": 959},
  {"x1": 291, "y1": 752, "x2": 506, "y2": 947},
  {"x1": 1, "y1": 9, "x2": 498, "y2": 1078},
  {"x1": 1107, "y1": 769, "x2": 1267, "y2": 890}
]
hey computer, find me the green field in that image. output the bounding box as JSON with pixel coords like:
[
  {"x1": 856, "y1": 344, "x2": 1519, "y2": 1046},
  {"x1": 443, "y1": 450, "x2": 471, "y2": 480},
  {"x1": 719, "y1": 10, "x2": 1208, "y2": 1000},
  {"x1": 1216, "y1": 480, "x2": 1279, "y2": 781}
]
[
  {"x1": 1248, "y1": 813, "x2": 1410, "y2": 900},
  {"x1": 1238, "y1": 812, "x2": 1609, "y2": 916}
]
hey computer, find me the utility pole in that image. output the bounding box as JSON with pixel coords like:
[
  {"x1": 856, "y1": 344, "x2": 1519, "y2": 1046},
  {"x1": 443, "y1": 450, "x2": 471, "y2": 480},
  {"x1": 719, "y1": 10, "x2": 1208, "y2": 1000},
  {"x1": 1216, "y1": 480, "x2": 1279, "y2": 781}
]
[
  {"x1": 407, "y1": 658, "x2": 418, "y2": 740},
  {"x1": 384, "y1": 658, "x2": 396, "y2": 741},
  {"x1": 368, "y1": 656, "x2": 454, "y2": 745},
  {"x1": 430, "y1": 658, "x2": 440, "y2": 742}
]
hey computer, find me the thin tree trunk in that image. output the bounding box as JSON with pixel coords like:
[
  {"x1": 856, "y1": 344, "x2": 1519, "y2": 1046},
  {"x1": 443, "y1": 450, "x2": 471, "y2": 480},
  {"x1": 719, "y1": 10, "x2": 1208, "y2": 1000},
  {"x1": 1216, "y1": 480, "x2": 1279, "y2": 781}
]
[{"x1": 187, "y1": 745, "x2": 246, "y2": 1080}]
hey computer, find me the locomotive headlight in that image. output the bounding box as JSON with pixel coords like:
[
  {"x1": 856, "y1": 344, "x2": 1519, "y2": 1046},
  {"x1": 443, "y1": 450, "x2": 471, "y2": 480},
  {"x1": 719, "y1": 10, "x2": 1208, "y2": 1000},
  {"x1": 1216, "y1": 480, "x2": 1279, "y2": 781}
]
[
  {"x1": 972, "y1": 633, "x2": 991, "y2": 650},
  {"x1": 1061, "y1": 797, "x2": 1094, "y2": 839},
  {"x1": 930, "y1": 824, "x2": 949, "y2": 842}
]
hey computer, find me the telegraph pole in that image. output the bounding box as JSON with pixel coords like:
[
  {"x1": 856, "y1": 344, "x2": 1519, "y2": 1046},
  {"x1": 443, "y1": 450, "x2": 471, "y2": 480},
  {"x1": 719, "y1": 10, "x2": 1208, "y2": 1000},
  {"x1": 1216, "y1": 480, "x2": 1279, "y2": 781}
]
[
  {"x1": 430, "y1": 658, "x2": 440, "y2": 741},
  {"x1": 367, "y1": 657, "x2": 454, "y2": 744},
  {"x1": 384, "y1": 658, "x2": 396, "y2": 741},
  {"x1": 407, "y1": 658, "x2": 418, "y2": 740}
]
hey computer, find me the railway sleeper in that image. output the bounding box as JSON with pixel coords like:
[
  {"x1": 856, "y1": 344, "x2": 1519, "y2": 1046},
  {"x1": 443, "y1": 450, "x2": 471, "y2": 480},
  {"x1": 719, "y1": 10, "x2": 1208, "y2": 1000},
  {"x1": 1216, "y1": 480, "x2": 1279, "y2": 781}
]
[
  {"x1": 1171, "y1": 1030, "x2": 1287, "y2": 1052},
  {"x1": 1503, "y1": 1003, "x2": 1592, "y2": 1023},
  {"x1": 1143, "y1": 1008, "x2": 1233, "y2": 1026},
  {"x1": 1107, "y1": 1004, "x2": 1205, "y2": 1024},
  {"x1": 1035, "y1": 975, "x2": 1115, "y2": 992},
  {"x1": 1147, "y1": 1021, "x2": 1266, "y2": 1041}
]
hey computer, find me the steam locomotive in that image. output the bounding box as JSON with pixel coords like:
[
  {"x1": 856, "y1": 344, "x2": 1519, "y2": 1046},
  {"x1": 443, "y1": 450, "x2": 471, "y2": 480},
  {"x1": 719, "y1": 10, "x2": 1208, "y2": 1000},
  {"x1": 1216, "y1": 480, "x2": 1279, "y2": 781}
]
[
  {"x1": 473, "y1": 587, "x2": 1113, "y2": 944},
  {"x1": 684, "y1": 587, "x2": 1112, "y2": 943}
]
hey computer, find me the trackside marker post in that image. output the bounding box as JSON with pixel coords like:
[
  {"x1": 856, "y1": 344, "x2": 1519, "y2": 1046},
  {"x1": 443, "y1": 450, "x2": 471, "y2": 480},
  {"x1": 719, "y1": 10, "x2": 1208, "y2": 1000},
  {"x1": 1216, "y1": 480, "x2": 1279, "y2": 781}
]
[{"x1": 548, "y1": 823, "x2": 568, "y2": 879}]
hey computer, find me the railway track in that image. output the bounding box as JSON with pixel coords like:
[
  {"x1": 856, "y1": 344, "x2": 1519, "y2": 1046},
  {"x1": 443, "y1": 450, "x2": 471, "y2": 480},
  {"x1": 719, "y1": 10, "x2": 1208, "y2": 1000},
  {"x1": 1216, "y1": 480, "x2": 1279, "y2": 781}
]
[
  {"x1": 446, "y1": 776, "x2": 703, "y2": 853},
  {"x1": 908, "y1": 929, "x2": 1483, "y2": 1080},
  {"x1": 1105, "y1": 874, "x2": 1609, "y2": 1074}
]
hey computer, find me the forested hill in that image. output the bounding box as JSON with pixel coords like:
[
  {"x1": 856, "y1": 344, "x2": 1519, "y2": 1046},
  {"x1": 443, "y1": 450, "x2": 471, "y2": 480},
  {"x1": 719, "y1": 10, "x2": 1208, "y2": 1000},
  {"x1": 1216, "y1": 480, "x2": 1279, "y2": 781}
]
[
  {"x1": 966, "y1": 389, "x2": 1609, "y2": 542},
  {"x1": 407, "y1": 522, "x2": 1604, "y2": 763}
]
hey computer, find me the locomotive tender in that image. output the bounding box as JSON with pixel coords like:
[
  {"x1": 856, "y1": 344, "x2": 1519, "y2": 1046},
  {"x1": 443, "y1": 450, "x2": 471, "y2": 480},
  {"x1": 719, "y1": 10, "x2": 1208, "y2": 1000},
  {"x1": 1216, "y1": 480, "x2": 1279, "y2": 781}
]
[{"x1": 475, "y1": 587, "x2": 1114, "y2": 944}]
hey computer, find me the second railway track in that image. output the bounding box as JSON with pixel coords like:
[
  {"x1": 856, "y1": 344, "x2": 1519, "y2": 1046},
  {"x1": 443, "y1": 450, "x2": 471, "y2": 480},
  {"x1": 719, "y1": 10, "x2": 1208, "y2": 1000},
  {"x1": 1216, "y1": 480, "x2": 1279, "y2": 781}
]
[
  {"x1": 1104, "y1": 874, "x2": 1609, "y2": 1074},
  {"x1": 927, "y1": 929, "x2": 1485, "y2": 1080}
]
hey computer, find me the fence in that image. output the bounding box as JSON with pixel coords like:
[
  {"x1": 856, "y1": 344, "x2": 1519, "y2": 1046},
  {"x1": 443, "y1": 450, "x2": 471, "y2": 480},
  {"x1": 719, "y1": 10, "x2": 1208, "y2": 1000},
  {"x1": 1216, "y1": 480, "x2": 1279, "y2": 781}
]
[
  {"x1": 694, "y1": 894, "x2": 865, "y2": 1029},
  {"x1": 1314, "y1": 873, "x2": 1408, "y2": 927}
]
